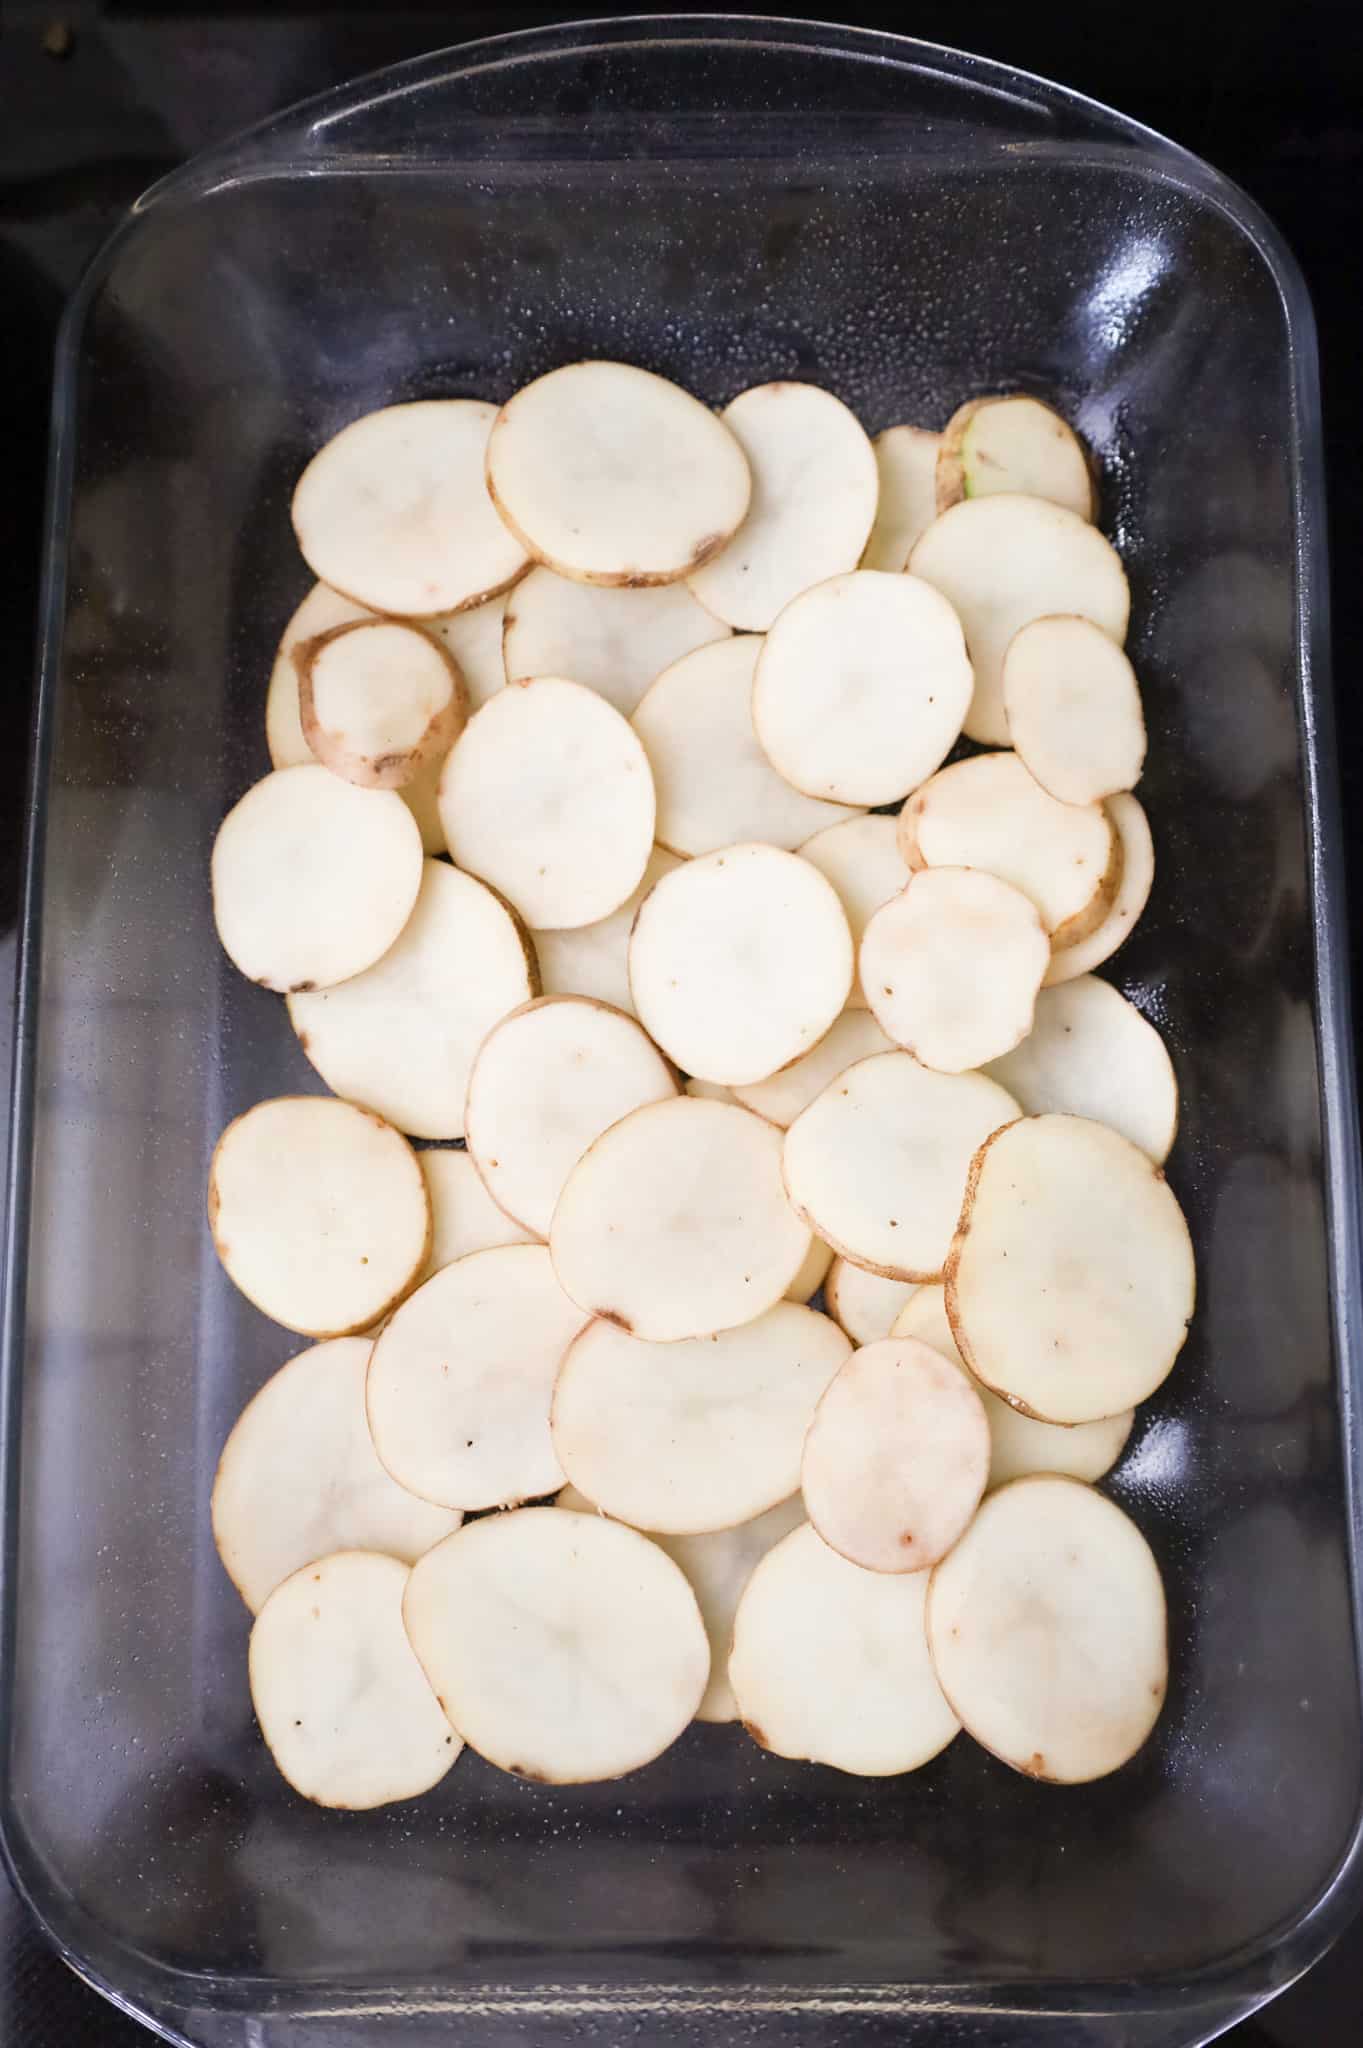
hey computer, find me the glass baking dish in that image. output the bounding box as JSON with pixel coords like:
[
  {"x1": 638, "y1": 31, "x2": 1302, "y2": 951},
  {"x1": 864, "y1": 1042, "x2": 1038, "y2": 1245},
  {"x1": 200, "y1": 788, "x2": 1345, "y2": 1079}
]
[{"x1": 3, "y1": 15, "x2": 1360, "y2": 2046}]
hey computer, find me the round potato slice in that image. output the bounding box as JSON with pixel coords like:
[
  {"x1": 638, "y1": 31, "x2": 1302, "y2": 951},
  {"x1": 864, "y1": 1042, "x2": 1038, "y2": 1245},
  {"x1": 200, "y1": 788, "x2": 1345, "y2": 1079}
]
[
  {"x1": 802, "y1": 1337, "x2": 989, "y2": 1574},
  {"x1": 297, "y1": 619, "x2": 465, "y2": 791},
  {"x1": 549, "y1": 1095, "x2": 811, "y2": 1342},
  {"x1": 861, "y1": 868, "x2": 1049, "y2": 1073},
  {"x1": 209, "y1": 1096, "x2": 430, "y2": 1336},
  {"x1": 465, "y1": 996, "x2": 677, "y2": 1237},
  {"x1": 945, "y1": 1113, "x2": 1195, "y2": 1423},
  {"x1": 898, "y1": 751, "x2": 1117, "y2": 948},
  {"x1": 936, "y1": 396, "x2": 1095, "y2": 522},
  {"x1": 926, "y1": 1476, "x2": 1167, "y2": 1782},
  {"x1": 250, "y1": 1550, "x2": 460, "y2": 1809},
  {"x1": 629, "y1": 844, "x2": 853, "y2": 1086},
  {"x1": 633, "y1": 637, "x2": 860, "y2": 856},
  {"x1": 292, "y1": 399, "x2": 529, "y2": 617},
  {"x1": 552, "y1": 1303, "x2": 851, "y2": 1534},
  {"x1": 862, "y1": 424, "x2": 942, "y2": 572},
  {"x1": 824, "y1": 1259, "x2": 920, "y2": 1347},
  {"x1": 212, "y1": 765, "x2": 423, "y2": 994},
  {"x1": 1003, "y1": 613, "x2": 1146, "y2": 805},
  {"x1": 531, "y1": 845, "x2": 680, "y2": 1018},
  {"x1": 783, "y1": 1053, "x2": 1019, "y2": 1282},
  {"x1": 503, "y1": 567, "x2": 730, "y2": 716},
  {"x1": 287, "y1": 859, "x2": 538, "y2": 1141},
  {"x1": 429, "y1": 590, "x2": 510, "y2": 712},
  {"x1": 984, "y1": 975, "x2": 1177, "y2": 1163},
  {"x1": 266, "y1": 584, "x2": 372, "y2": 769},
  {"x1": 729, "y1": 1522, "x2": 960, "y2": 1776},
  {"x1": 1044, "y1": 793, "x2": 1154, "y2": 985},
  {"x1": 212, "y1": 1338, "x2": 462, "y2": 1613},
  {"x1": 787, "y1": 1234, "x2": 834, "y2": 1302},
  {"x1": 366, "y1": 1244, "x2": 584, "y2": 1510},
  {"x1": 439, "y1": 677, "x2": 655, "y2": 930},
  {"x1": 403, "y1": 1507, "x2": 708, "y2": 1782},
  {"x1": 909, "y1": 494, "x2": 1129, "y2": 745},
  {"x1": 418, "y1": 1150, "x2": 536, "y2": 1278},
  {"x1": 752, "y1": 572, "x2": 973, "y2": 807},
  {"x1": 798, "y1": 815, "x2": 911, "y2": 1007},
  {"x1": 731, "y1": 1008, "x2": 893, "y2": 1128},
  {"x1": 485, "y1": 361, "x2": 751, "y2": 586},
  {"x1": 891, "y1": 1285, "x2": 1132, "y2": 1490},
  {"x1": 688, "y1": 383, "x2": 879, "y2": 630}
]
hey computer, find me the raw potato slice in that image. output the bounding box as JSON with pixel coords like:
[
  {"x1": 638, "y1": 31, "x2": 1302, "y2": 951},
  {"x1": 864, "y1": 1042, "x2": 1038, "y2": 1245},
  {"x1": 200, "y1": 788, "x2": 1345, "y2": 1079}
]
[
  {"x1": 937, "y1": 395, "x2": 1095, "y2": 521},
  {"x1": 297, "y1": 619, "x2": 464, "y2": 790},
  {"x1": 366, "y1": 1244, "x2": 584, "y2": 1510},
  {"x1": 212, "y1": 1339, "x2": 462, "y2": 1613},
  {"x1": 266, "y1": 584, "x2": 372, "y2": 769},
  {"x1": 212, "y1": 765, "x2": 423, "y2": 993},
  {"x1": 899, "y1": 751, "x2": 1117, "y2": 948},
  {"x1": 403, "y1": 1507, "x2": 708, "y2": 1782},
  {"x1": 787, "y1": 1234, "x2": 834, "y2": 1302},
  {"x1": 926, "y1": 1476, "x2": 1167, "y2": 1782},
  {"x1": 783, "y1": 1052, "x2": 1019, "y2": 1281},
  {"x1": 861, "y1": 425, "x2": 941, "y2": 572},
  {"x1": 685, "y1": 1077, "x2": 737, "y2": 1103},
  {"x1": 250, "y1": 1551, "x2": 460, "y2": 1809},
  {"x1": 1003, "y1": 614, "x2": 1146, "y2": 804},
  {"x1": 798, "y1": 815, "x2": 910, "y2": 1006},
  {"x1": 688, "y1": 383, "x2": 879, "y2": 631},
  {"x1": 752, "y1": 572, "x2": 973, "y2": 807},
  {"x1": 909, "y1": 494, "x2": 1129, "y2": 745},
  {"x1": 802, "y1": 1338, "x2": 989, "y2": 1573},
  {"x1": 503, "y1": 568, "x2": 730, "y2": 716},
  {"x1": 430, "y1": 590, "x2": 510, "y2": 711},
  {"x1": 288, "y1": 859, "x2": 538, "y2": 1142},
  {"x1": 628, "y1": 844, "x2": 852, "y2": 1086},
  {"x1": 439, "y1": 677, "x2": 655, "y2": 930},
  {"x1": 824, "y1": 1259, "x2": 920, "y2": 1347},
  {"x1": 292, "y1": 399, "x2": 528, "y2": 617},
  {"x1": 485, "y1": 361, "x2": 751, "y2": 586},
  {"x1": 891, "y1": 1286, "x2": 1132, "y2": 1490},
  {"x1": 209, "y1": 1096, "x2": 430, "y2": 1337},
  {"x1": 465, "y1": 996, "x2": 677, "y2": 1237},
  {"x1": 633, "y1": 637, "x2": 860, "y2": 855},
  {"x1": 731, "y1": 1008, "x2": 893, "y2": 1128},
  {"x1": 418, "y1": 1150, "x2": 536, "y2": 1278},
  {"x1": 549, "y1": 1095, "x2": 811, "y2": 1343},
  {"x1": 531, "y1": 846, "x2": 680, "y2": 1018},
  {"x1": 984, "y1": 975, "x2": 1178, "y2": 1163},
  {"x1": 552, "y1": 1303, "x2": 851, "y2": 1534},
  {"x1": 657, "y1": 1501, "x2": 807, "y2": 1723},
  {"x1": 1044, "y1": 793, "x2": 1154, "y2": 985},
  {"x1": 862, "y1": 868, "x2": 1049, "y2": 1073},
  {"x1": 946, "y1": 1113, "x2": 1195, "y2": 1423},
  {"x1": 729, "y1": 1522, "x2": 959, "y2": 1776}
]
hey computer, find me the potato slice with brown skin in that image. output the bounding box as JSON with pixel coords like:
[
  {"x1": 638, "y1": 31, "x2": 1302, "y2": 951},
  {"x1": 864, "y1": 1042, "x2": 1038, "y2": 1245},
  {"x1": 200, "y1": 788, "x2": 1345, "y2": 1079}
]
[
  {"x1": 429, "y1": 590, "x2": 510, "y2": 711},
  {"x1": 297, "y1": 619, "x2": 465, "y2": 791},
  {"x1": 1003, "y1": 613, "x2": 1146, "y2": 805},
  {"x1": 531, "y1": 846, "x2": 680, "y2": 1018},
  {"x1": 266, "y1": 585, "x2": 372, "y2": 769},
  {"x1": 731, "y1": 1009, "x2": 893, "y2": 1128},
  {"x1": 503, "y1": 567, "x2": 730, "y2": 715},
  {"x1": 824, "y1": 1258, "x2": 920, "y2": 1347},
  {"x1": 861, "y1": 868, "x2": 1049, "y2": 1073},
  {"x1": 936, "y1": 395, "x2": 1095, "y2": 521},
  {"x1": 1044, "y1": 793, "x2": 1154, "y2": 985},
  {"x1": 862, "y1": 425, "x2": 941, "y2": 572},
  {"x1": 983, "y1": 974, "x2": 1177, "y2": 1163},
  {"x1": 798, "y1": 815, "x2": 910, "y2": 1007}
]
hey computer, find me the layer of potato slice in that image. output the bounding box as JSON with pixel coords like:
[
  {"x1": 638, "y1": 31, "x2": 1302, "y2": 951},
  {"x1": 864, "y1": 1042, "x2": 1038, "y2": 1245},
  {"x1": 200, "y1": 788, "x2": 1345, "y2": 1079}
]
[
  {"x1": 798, "y1": 815, "x2": 911, "y2": 1007},
  {"x1": 298, "y1": 619, "x2": 465, "y2": 791},
  {"x1": 1003, "y1": 613, "x2": 1146, "y2": 804},
  {"x1": 503, "y1": 567, "x2": 730, "y2": 715},
  {"x1": 946, "y1": 1113, "x2": 1195, "y2": 1422},
  {"x1": 861, "y1": 425, "x2": 941, "y2": 572},
  {"x1": 936, "y1": 396, "x2": 1095, "y2": 521},
  {"x1": 1044, "y1": 792, "x2": 1154, "y2": 984},
  {"x1": 418, "y1": 1149, "x2": 536, "y2": 1278},
  {"x1": 824, "y1": 1259, "x2": 920, "y2": 1347},
  {"x1": 731, "y1": 1008, "x2": 892, "y2": 1128},
  {"x1": 403, "y1": 1507, "x2": 708, "y2": 1782},
  {"x1": 984, "y1": 975, "x2": 1177, "y2": 1163},
  {"x1": 862, "y1": 868, "x2": 1048, "y2": 1073},
  {"x1": 787, "y1": 1233, "x2": 834, "y2": 1302},
  {"x1": 429, "y1": 590, "x2": 511, "y2": 711},
  {"x1": 531, "y1": 846, "x2": 680, "y2": 1017},
  {"x1": 266, "y1": 584, "x2": 371, "y2": 769},
  {"x1": 926, "y1": 1476, "x2": 1167, "y2": 1782}
]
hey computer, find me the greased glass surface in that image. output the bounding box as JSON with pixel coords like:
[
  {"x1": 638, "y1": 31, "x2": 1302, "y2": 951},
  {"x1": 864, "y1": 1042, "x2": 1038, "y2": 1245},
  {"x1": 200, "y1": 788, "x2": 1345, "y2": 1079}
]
[{"x1": 4, "y1": 19, "x2": 1360, "y2": 2048}]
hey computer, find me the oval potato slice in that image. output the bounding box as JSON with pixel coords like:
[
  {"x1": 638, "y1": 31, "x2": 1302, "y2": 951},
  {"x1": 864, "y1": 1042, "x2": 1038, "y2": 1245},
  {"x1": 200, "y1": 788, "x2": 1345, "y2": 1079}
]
[
  {"x1": 824, "y1": 1258, "x2": 920, "y2": 1347},
  {"x1": 861, "y1": 424, "x2": 941, "y2": 572},
  {"x1": 984, "y1": 975, "x2": 1178, "y2": 1163},
  {"x1": 945, "y1": 1113, "x2": 1195, "y2": 1422},
  {"x1": 403, "y1": 1507, "x2": 708, "y2": 1782},
  {"x1": 266, "y1": 584, "x2": 372, "y2": 769},
  {"x1": 1044, "y1": 792, "x2": 1154, "y2": 985},
  {"x1": 926, "y1": 1475, "x2": 1167, "y2": 1782},
  {"x1": 418, "y1": 1149, "x2": 536, "y2": 1278},
  {"x1": 1003, "y1": 613, "x2": 1146, "y2": 805},
  {"x1": 503, "y1": 567, "x2": 730, "y2": 715},
  {"x1": 298, "y1": 619, "x2": 465, "y2": 791},
  {"x1": 861, "y1": 868, "x2": 1049, "y2": 1073},
  {"x1": 485, "y1": 361, "x2": 751, "y2": 586},
  {"x1": 531, "y1": 845, "x2": 680, "y2": 1018},
  {"x1": 429, "y1": 589, "x2": 511, "y2": 712},
  {"x1": 798, "y1": 814, "x2": 911, "y2": 1007},
  {"x1": 731, "y1": 1008, "x2": 893, "y2": 1128},
  {"x1": 936, "y1": 395, "x2": 1095, "y2": 521}
]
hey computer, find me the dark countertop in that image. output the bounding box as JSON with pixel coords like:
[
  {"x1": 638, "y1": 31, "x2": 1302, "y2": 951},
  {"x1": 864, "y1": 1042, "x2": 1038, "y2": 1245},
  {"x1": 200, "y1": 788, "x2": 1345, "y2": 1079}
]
[{"x1": 2, "y1": 5, "x2": 1361, "y2": 2043}]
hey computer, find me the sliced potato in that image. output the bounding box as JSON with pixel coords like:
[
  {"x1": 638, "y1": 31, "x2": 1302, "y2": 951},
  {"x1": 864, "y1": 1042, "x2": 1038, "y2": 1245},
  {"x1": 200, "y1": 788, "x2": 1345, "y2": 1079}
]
[
  {"x1": 898, "y1": 750, "x2": 1117, "y2": 948},
  {"x1": 945, "y1": 1113, "x2": 1195, "y2": 1422},
  {"x1": 861, "y1": 425, "x2": 941, "y2": 572},
  {"x1": 465, "y1": 996, "x2": 677, "y2": 1237},
  {"x1": 861, "y1": 868, "x2": 1048, "y2": 1073},
  {"x1": 1044, "y1": 792, "x2": 1154, "y2": 985},
  {"x1": 208, "y1": 1096, "x2": 430, "y2": 1336},
  {"x1": 824, "y1": 1258, "x2": 920, "y2": 1347},
  {"x1": 937, "y1": 395, "x2": 1095, "y2": 521},
  {"x1": 288, "y1": 859, "x2": 538, "y2": 1141},
  {"x1": 485, "y1": 361, "x2": 751, "y2": 586},
  {"x1": 403, "y1": 1507, "x2": 708, "y2": 1782},
  {"x1": 503, "y1": 567, "x2": 730, "y2": 716},
  {"x1": 366, "y1": 1244, "x2": 584, "y2": 1510},
  {"x1": 731, "y1": 1008, "x2": 893, "y2": 1128},
  {"x1": 292, "y1": 399, "x2": 528, "y2": 616},
  {"x1": 531, "y1": 845, "x2": 680, "y2": 1018},
  {"x1": 418, "y1": 1150, "x2": 536, "y2": 1278},
  {"x1": 752, "y1": 572, "x2": 973, "y2": 807},
  {"x1": 266, "y1": 584, "x2": 371, "y2": 769},
  {"x1": 783, "y1": 1052, "x2": 1019, "y2": 1281},
  {"x1": 798, "y1": 815, "x2": 911, "y2": 1007},
  {"x1": 787, "y1": 1234, "x2": 834, "y2": 1302},
  {"x1": 212, "y1": 765, "x2": 423, "y2": 993},
  {"x1": 729, "y1": 1522, "x2": 960, "y2": 1776},
  {"x1": 297, "y1": 619, "x2": 465, "y2": 791},
  {"x1": 909, "y1": 494, "x2": 1129, "y2": 744},
  {"x1": 552, "y1": 1303, "x2": 851, "y2": 1534},
  {"x1": 684, "y1": 1076, "x2": 737, "y2": 1103},
  {"x1": 926, "y1": 1475, "x2": 1167, "y2": 1782},
  {"x1": 428, "y1": 589, "x2": 510, "y2": 711},
  {"x1": 212, "y1": 1338, "x2": 462, "y2": 1613},
  {"x1": 628, "y1": 843, "x2": 852, "y2": 1085},
  {"x1": 984, "y1": 974, "x2": 1177, "y2": 1163},
  {"x1": 688, "y1": 383, "x2": 879, "y2": 630},
  {"x1": 1003, "y1": 613, "x2": 1146, "y2": 804},
  {"x1": 249, "y1": 1550, "x2": 460, "y2": 1808},
  {"x1": 549, "y1": 1095, "x2": 811, "y2": 1342},
  {"x1": 653, "y1": 1499, "x2": 807, "y2": 1722},
  {"x1": 439, "y1": 676, "x2": 655, "y2": 930},
  {"x1": 633, "y1": 637, "x2": 860, "y2": 855}
]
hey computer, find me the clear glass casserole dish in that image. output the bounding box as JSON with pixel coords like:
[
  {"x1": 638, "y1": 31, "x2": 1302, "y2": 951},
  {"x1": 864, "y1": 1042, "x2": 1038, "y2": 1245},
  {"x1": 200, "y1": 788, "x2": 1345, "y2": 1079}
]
[{"x1": 3, "y1": 16, "x2": 1361, "y2": 2046}]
